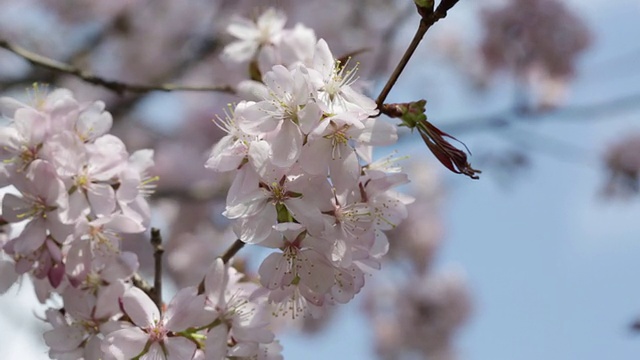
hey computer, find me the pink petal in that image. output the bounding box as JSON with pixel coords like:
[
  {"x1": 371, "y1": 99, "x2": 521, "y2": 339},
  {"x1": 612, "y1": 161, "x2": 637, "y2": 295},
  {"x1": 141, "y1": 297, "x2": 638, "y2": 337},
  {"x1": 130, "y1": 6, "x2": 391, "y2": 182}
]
[
  {"x1": 65, "y1": 240, "x2": 91, "y2": 285},
  {"x1": 122, "y1": 287, "x2": 160, "y2": 328},
  {"x1": 0, "y1": 258, "x2": 18, "y2": 294},
  {"x1": 205, "y1": 325, "x2": 229, "y2": 360},
  {"x1": 103, "y1": 327, "x2": 149, "y2": 360},
  {"x1": 95, "y1": 281, "x2": 126, "y2": 320},
  {"x1": 43, "y1": 325, "x2": 85, "y2": 352},
  {"x1": 270, "y1": 120, "x2": 302, "y2": 167},
  {"x1": 100, "y1": 252, "x2": 139, "y2": 282},
  {"x1": 87, "y1": 183, "x2": 116, "y2": 216},
  {"x1": 1, "y1": 193, "x2": 31, "y2": 223},
  {"x1": 165, "y1": 336, "x2": 197, "y2": 360},
  {"x1": 258, "y1": 252, "x2": 288, "y2": 290},
  {"x1": 164, "y1": 287, "x2": 208, "y2": 331},
  {"x1": 204, "y1": 258, "x2": 227, "y2": 306},
  {"x1": 13, "y1": 217, "x2": 47, "y2": 254}
]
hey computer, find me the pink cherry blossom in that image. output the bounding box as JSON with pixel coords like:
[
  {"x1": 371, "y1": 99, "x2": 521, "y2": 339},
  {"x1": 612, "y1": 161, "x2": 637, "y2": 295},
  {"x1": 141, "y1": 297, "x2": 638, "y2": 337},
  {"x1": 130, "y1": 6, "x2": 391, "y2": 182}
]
[
  {"x1": 103, "y1": 286, "x2": 207, "y2": 360},
  {"x1": 223, "y1": 8, "x2": 287, "y2": 62}
]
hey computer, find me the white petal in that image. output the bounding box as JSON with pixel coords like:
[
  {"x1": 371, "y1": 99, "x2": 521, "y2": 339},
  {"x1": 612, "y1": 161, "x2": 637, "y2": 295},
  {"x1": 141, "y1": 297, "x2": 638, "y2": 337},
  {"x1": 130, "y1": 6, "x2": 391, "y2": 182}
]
[
  {"x1": 87, "y1": 183, "x2": 116, "y2": 216},
  {"x1": 122, "y1": 287, "x2": 160, "y2": 327},
  {"x1": 205, "y1": 325, "x2": 229, "y2": 360},
  {"x1": 270, "y1": 120, "x2": 302, "y2": 167},
  {"x1": 329, "y1": 144, "x2": 359, "y2": 198},
  {"x1": 1, "y1": 193, "x2": 31, "y2": 222},
  {"x1": 233, "y1": 207, "x2": 276, "y2": 244},
  {"x1": 165, "y1": 336, "x2": 197, "y2": 360},
  {"x1": 0, "y1": 258, "x2": 18, "y2": 294},
  {"x1": 43, "y1": 325, "x2": 85, "y2": 352},
  {"x1": 258, "y1": 252, "x2": 288, "y2": 290},
  {"x1": 164, "y1": 287, "x2": 206, "y2": 331}
]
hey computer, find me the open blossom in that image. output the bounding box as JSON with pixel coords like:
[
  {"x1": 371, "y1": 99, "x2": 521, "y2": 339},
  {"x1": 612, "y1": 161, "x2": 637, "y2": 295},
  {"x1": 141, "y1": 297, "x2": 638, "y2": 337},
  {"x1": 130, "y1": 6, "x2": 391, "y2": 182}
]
[
  {"x1": 224, "y1": 161, "x2": 327, "y2": 244},
  {"x1": 308, "y1": 39, "x2": 377, "y2": 116},
  {"x1": 258, "y1": 223, "x2": 335, "y2": 311},
  {"x1": 203, "y1": 258, "x2": 278, "y2": 359},
  {"x1": 44, "y1": 286, "x2": 126, "y2": 360},
  {"x1": 0, "y1": 87, "x2": 75, "y2": 180},
  {"x1": 223, "y1": 8, "x2": 287, "y2": 62},
  {"x1": 44, "y1": 132, "x2": 129, "y2": 218},
  {"x1": 205, "y1": 101, "x2": 258, "y2": 172},
  {"x1": 116, "y1": 149, "x2": 156, "y2": 228},
  {"x1": 240, "y1": 64, "x2": 322, "y2": 167},
  {"x1": 2, "y1": 160, "x2": 71, "y2": 254},
  {"x1": 103, "y1": 287, "x2": 208, "y2": 360}
]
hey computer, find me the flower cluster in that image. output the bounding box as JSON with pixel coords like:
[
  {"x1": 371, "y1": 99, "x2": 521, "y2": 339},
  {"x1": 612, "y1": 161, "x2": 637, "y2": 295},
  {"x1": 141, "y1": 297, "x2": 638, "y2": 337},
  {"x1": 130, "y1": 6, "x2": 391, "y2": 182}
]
[
  {"x1": 0, "y1": 87, "x2": 283, "y2": 359},
  {"x1": 0, "y1": 87, "x2": 153, "y2": 359},
  {"x1": 0, "y1": 6, "x2": 418, "y2": 359},
  {"x1": 209, "y1": 9, "x2": 413, "y2": 317},
  {"x1": 102, "y1": 259, "x2": 279, "y2": 360}
]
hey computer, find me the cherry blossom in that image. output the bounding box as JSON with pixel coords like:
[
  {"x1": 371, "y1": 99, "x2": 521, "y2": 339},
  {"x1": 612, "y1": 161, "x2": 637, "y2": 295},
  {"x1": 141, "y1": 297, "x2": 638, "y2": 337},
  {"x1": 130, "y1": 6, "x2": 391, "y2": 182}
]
[
  {"x1": 102, "y1": 287, "x2": 207, "y2": 360},
  {"x1": 223, "y1": 8, "x2": 287, "y2": 62},
  {"x1": 203, "y1": 258, "x2": 278, "y2": 359}
]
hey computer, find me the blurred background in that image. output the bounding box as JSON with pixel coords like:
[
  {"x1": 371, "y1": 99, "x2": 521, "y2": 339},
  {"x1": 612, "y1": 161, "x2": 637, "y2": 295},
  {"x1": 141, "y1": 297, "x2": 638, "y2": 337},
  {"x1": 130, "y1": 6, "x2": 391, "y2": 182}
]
[{"x1": 1, "y1": 0, "x2": 640, "y2": 359}]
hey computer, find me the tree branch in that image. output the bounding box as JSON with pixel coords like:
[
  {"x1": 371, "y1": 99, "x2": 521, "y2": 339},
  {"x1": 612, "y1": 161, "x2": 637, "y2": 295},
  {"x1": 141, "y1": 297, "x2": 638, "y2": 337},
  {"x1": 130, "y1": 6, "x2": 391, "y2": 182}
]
[
  {"x1": 150, "y1": 228, "x2": 164, "y2": 310},
  {"x1": 442, "y1": 91, "x2": 640, "y2": 135},
  {"x1": 375, "y1": 0, "x2": 460, "y2": 107},
  {"x1": 131, "y1": 273, "x2": 153, "y2": 296},
  {"x1": 220, "y1": 239, "x2": 245, "y2": 264},
  {"x1": 197, "y1": 239, "x2": 245, "y2": 294},
  {"x1": 0, "y1": 39, "x2": 235, "y2": 95}
]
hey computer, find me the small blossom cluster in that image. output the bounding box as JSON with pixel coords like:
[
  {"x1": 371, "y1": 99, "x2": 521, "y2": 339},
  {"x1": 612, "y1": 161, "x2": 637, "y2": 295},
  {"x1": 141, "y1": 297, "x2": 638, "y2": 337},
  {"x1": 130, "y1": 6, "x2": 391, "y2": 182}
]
[
  {"x1": 0, "y1": 87, "x2": 154, "y2": 359},
  {"x1": 0, "y1": 89, "x2": 280, "y2": 359},
  {"x1": 208, "y1": 8, "x2": 413, "y2": 317},
  {"x1": 102, "y1": 259, "x2": 280, "y2": 360}
]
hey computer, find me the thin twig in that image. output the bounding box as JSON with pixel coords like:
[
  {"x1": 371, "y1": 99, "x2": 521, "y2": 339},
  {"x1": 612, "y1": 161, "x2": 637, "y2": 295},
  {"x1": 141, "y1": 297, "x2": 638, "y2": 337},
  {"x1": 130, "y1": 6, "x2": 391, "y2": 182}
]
[
  {"x1": 131, "y1": 273, "x2": 153, "y2": 295},
  {"x1": 221, "y1": 239, "x2": 245, "y2": 264},
  {"x1": 0, "y1": 39, "x2": 235, "y2": 95},
  {"x1": 443, "y1": 91, "x2": 640, "y2": 135},
  {"x1": 150, "y1": 228, "x2": 164, "y2": 310},
  {"x1": 197, "y1": 239, "x2": 246, "y2": 294},
  {"x1": 375, "y1": 0, "x2": 460, "y2": 107}
]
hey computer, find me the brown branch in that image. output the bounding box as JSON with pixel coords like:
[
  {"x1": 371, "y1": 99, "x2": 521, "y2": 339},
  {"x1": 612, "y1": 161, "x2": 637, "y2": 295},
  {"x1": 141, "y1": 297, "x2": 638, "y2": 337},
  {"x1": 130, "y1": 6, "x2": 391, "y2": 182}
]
[
  {"x1": 129, "y1": 228, "x2": 165, "y2": 308},
  {"x1": 150, "y1": 228, "x2": 164, "y2": 311},
  {"x1": 0, "y1": 39, "x2": 235, "y2": 96},
  {"x1": 375, "y1": 0, "x2": 460, "y2": 107},
  {"x1": 197, "y1": 239, "x2": 245, "y2": 294},
  {"x1": 131, "y1": 273, "x2": 153, "y2": 296},
  {"x1": 221, "y1": 239, "x2": 245, "y2": 264},
  {"x1": 0, "y1": 8, "x2": 128, "y2": 92}
]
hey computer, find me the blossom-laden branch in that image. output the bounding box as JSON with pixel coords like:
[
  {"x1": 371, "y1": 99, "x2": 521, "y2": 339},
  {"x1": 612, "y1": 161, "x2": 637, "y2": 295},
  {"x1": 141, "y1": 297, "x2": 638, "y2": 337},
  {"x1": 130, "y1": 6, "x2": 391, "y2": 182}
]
[
  {"x1": 0, "y1": 39, "x2": 235, "y2": 95},
  {"x1": 374, "y1": 0, "x2": 479, "y2": 179}
]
